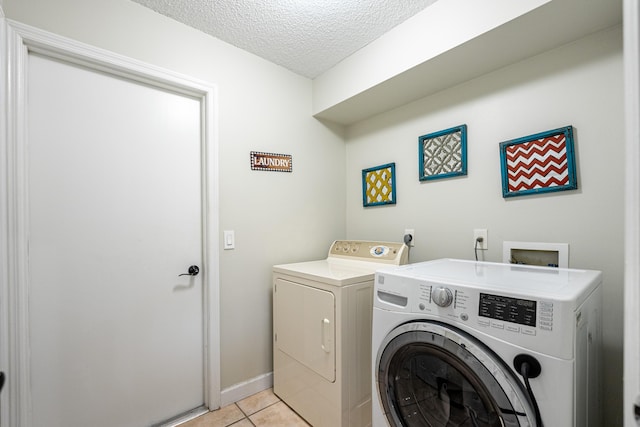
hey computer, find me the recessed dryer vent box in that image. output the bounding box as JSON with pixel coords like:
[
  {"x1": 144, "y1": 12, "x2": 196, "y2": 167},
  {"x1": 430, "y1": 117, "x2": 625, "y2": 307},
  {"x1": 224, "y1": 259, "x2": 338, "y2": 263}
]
[{"x1": 502, "y1": 241, "x2": 569, "y2": 268}]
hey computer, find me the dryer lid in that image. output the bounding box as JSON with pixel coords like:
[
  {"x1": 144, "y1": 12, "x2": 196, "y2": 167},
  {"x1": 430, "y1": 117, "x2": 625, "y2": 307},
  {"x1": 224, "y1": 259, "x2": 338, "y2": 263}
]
[{"x1": 273, "y1": 258, "x2": 379, "y2": 286}]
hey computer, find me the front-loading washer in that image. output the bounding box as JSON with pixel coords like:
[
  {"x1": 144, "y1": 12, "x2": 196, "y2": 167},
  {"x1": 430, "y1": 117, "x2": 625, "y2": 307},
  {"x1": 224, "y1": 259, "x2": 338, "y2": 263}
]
[
  {"x1": 273, "y1": 240, "x2": 408, "y2": 427},
  {"x1": 372, "y1": 258, "x2": 602, "y2": 427}
]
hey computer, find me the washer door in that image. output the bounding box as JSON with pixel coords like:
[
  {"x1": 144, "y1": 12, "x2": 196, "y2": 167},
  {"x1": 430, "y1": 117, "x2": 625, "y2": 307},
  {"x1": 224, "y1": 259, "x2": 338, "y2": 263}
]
[{"x1": 376, "y1": 321, "x2": 534, "y2": 427}]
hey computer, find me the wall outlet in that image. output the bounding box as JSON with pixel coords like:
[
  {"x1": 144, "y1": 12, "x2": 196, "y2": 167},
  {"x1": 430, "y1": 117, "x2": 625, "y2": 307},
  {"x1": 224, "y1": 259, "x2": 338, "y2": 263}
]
[
  {"x1": 473, "y1": 229, "x2": 488, "y2": 250},
  {"x1": 404, "y1": 229, "x2": 415, "y2": 246}
]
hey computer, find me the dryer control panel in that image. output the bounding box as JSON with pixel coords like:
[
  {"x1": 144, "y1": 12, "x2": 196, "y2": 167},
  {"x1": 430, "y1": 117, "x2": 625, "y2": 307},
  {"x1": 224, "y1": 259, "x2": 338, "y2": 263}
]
[{"x1": 328, "y1": 240, "x2": 408, "y2": 265}]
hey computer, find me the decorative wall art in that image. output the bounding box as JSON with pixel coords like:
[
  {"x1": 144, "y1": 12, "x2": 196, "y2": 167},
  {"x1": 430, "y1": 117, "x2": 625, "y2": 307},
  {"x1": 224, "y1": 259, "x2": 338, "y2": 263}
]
[
  {"x1": 250, "y1": 151, "x2": 292, "y2": 172},
  {"x1": 418, "y1": 124, "x2": 467, "y2": 181},
  {"x1": 362, "y1": 163, "x2": 396, "y2": 207},
  {"x1": 499, "y1": 126, "x2": 577, "y2": 198}
]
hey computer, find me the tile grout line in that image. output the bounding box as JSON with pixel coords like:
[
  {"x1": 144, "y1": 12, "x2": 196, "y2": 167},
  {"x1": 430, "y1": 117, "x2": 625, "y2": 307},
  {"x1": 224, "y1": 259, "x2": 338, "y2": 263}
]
[
  {"x1": 232, "y1": 398, "x2": 284, "y2": 427},
  {"x1": 242, "y1": 399, "x2": 283, "y2": 418}
]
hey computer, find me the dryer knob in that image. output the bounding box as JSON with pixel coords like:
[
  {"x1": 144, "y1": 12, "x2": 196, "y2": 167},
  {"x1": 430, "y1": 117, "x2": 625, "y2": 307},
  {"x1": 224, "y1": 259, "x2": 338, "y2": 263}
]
[{"x1": 432, "y1": 286, "x2": 453, "y2": 307}]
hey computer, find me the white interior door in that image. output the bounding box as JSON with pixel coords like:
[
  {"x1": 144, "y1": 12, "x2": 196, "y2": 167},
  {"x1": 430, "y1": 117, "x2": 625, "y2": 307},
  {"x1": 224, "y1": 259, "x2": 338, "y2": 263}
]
[{"x1": 26, "y1": 52, "x2": 205, "y2": 426}]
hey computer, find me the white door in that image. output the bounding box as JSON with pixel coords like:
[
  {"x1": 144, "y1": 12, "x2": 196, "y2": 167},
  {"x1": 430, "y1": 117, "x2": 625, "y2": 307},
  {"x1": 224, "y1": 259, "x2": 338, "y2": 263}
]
[{"x1": 26, "y1": 52, "x2": 205, "y2": 426}]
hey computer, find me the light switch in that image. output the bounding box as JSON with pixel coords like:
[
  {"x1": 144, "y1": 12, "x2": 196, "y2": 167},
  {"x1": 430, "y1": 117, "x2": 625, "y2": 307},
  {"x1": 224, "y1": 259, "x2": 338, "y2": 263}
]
[{"x1": 223, "y1": 230, "x2": 235, "y2": 250}]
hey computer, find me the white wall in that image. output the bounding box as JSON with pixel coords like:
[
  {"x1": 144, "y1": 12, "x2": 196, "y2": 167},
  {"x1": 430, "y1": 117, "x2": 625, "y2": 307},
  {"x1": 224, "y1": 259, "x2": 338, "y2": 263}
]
[
  {"x1": 345, "y1": 26, "x2": 624, "y2": 424},
  {"x1": 3, "y1": 0, "x2": 346, "y2": 391}
]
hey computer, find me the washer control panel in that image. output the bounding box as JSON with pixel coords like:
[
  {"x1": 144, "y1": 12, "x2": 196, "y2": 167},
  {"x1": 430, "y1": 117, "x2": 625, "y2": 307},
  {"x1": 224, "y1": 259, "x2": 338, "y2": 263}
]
[
  {"x1": 376, "y1": 275, "x2": 563, "y2": 344},
  {"x1": 328, "y1": 240, "x2": 408, "y2": 265},
  {"x1": 374, "y1": 259, "x2": 601, "y2": 359},
  {"x1": 406, "y1": 281, "x2": 555, "y2": 338},
  {"x1": 478, "y1": 293, "x2": 537, "y2": 327}
]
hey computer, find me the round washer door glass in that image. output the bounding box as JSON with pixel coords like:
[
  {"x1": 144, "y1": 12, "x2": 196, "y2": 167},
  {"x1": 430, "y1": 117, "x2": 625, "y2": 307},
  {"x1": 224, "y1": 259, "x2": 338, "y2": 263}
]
[{"x1": 376, "y1": 322, "x2": 533, "y2": 427}]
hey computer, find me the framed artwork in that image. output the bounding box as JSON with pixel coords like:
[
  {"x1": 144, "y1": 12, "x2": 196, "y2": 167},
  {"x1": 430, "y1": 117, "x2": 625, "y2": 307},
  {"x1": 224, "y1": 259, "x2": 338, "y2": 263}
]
[
  {"x1": 499, "y1": 126, "x2": 577, "y2": 198},
  {"x1": 419, "y1": 124, "x2": 467, "y2": 181},
  {"x1": 362, "y1": 163, "x2": 396, "y2": 207}
]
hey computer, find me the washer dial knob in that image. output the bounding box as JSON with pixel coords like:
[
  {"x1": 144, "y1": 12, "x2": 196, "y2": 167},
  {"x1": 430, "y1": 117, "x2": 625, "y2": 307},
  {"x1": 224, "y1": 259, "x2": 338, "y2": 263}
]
[{"x1": 432, "y1": 286, "x2": 453, "y2": 307}]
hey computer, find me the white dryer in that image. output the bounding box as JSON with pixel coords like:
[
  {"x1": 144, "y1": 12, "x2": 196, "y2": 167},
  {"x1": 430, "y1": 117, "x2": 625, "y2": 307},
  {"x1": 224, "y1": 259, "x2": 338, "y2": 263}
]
[
  {"x1": 273, "y1": 240, "x2": 408, "y2": 427},
  {"x1": 372, "y1": 259, "x2": 602, "y2": 427}
]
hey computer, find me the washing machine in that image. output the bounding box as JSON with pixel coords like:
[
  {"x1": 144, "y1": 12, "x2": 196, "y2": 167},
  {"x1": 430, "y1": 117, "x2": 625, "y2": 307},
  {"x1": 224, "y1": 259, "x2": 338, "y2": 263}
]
[
  {"x1": 273, "y1": 240, "x2": 409, "y2": 427},
  {"x1": 372, "y1": 258, "x2": 602, "y2": 427}
]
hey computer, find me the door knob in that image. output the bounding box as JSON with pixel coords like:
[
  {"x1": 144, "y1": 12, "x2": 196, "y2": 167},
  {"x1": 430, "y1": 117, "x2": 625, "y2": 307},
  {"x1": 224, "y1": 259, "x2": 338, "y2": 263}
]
[{"x1": 179, "y1": 265, "x2": 200, "y2": 277}]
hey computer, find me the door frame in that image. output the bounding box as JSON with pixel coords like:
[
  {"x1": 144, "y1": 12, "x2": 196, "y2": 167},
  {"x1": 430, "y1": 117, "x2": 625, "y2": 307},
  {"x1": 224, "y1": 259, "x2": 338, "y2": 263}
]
[
  {"x1": 624, "y1": 0, "x2": 640, "y2": 425},
  {"x1": 0, "y1": 20, "x2": 221, "y2": 426}
]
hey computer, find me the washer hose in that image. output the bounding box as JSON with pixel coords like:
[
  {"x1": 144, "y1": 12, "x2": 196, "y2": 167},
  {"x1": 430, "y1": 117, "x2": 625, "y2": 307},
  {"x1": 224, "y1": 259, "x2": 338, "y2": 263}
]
[
  {"x1": 514, "y1": 354, "x2": 543, "y2": 427},
  {"x1": 520, "y1": 362, "x2": 542, "y2": 426},
  {"x1": 403, "y1": 234, "x2": 412, "y2": 263}
]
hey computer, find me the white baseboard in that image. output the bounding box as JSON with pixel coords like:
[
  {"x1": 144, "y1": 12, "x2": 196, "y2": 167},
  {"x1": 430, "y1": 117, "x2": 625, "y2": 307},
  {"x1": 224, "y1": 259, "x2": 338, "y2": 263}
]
[{"x1": 220, "y1": 371, "x2": 273, "y2": 407}]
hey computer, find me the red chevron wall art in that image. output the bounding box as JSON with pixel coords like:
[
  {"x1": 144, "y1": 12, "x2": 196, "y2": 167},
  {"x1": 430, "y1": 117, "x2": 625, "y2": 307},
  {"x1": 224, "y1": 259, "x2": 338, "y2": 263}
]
[{"x1": 499, "y1": 126, "x2": 577, "y2": 198}]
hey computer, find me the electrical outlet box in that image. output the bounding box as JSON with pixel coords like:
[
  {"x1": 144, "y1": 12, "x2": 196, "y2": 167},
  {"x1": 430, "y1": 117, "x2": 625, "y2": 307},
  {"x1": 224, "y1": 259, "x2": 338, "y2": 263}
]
[
  {"x1": 404, "y1": 229, "x2": 415, "y2": 246},
  {"x1": 473, "y1": 229, "x2": 488, "y2": 250}
]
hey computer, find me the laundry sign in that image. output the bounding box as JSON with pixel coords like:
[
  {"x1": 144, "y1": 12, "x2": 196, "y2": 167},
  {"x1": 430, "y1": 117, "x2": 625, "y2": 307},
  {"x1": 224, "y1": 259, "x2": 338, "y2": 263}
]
[{"x1": 250, "y1": 151, "x2": 292, "y2": 172}]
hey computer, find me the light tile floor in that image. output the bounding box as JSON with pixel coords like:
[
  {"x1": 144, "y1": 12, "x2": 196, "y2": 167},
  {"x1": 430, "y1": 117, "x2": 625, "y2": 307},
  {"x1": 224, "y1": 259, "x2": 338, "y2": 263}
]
[{"x1": 181, "y1": 388, "x2": 310, "y2": 427}]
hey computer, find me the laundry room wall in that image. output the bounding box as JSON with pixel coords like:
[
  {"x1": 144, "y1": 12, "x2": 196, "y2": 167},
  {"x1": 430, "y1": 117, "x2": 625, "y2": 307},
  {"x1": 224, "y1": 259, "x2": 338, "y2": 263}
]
[
  {"x1": 344, "y1": 25, "x2": 624, "y2": 424},
  {"x1": 3, "y1": 0, "x2": 346, "y2": 396}
]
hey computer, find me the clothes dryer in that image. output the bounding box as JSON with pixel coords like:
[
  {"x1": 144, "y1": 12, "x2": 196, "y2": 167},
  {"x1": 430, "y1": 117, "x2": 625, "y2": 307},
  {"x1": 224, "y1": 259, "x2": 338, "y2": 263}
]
[
  {"x1": 372, "y1": 259, "x2": 602, "y2": 427},
  {"x1": 273, "y1": 240, "x2": 408, "y2": 427}
]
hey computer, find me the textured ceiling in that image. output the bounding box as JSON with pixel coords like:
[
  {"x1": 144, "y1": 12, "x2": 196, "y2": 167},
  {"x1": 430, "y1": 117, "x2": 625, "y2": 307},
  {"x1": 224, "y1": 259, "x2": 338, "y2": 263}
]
[{"x1": 130, "y1": 0, "x2": 438, "y2": 78}]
